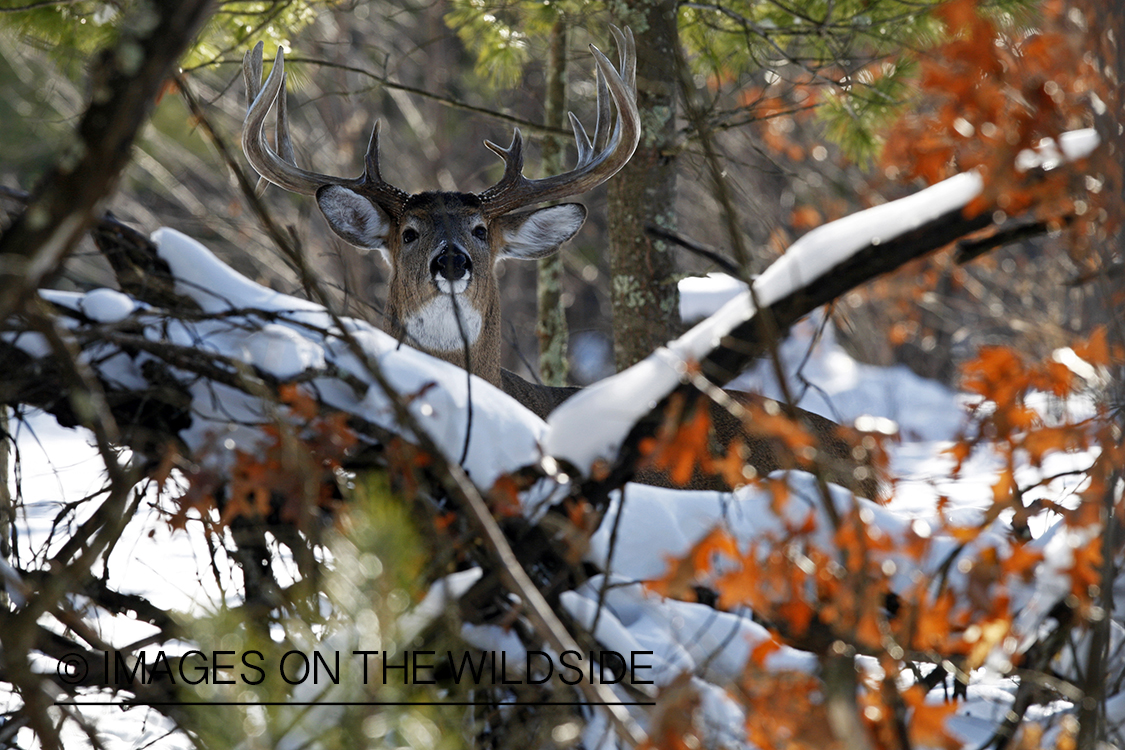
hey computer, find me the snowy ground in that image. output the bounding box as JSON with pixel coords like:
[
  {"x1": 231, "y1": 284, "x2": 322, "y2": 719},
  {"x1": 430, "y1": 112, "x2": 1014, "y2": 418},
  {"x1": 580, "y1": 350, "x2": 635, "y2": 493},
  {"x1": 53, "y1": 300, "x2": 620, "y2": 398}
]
[{"x1": 5, "y1": 267, "x2": 1106, "y2": 749}]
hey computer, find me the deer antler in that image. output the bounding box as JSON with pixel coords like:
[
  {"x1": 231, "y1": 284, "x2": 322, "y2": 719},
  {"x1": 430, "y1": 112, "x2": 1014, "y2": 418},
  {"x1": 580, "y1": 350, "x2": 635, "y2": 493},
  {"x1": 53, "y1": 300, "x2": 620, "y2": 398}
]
[
  {"x1": 478, "y1": 26, "x2": 640, "y2": 218},
  {"x1": 241, "y1": 43, "x2": 409, "y2": 214}
]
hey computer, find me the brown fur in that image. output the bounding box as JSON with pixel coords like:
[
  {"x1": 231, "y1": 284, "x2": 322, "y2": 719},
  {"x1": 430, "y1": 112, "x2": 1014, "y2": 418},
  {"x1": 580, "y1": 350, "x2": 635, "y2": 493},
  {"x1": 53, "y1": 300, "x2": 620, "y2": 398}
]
[{"x1": 383, "y1": 193, "x2": 505, "y2": 384}]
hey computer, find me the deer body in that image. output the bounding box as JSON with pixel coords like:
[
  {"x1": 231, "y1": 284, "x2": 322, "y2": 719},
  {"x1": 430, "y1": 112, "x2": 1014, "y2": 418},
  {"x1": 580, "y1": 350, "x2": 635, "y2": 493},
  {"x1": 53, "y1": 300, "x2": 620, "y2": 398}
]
[{"x1": 242, "y1": 30, "x2": 878, "y2": 497}]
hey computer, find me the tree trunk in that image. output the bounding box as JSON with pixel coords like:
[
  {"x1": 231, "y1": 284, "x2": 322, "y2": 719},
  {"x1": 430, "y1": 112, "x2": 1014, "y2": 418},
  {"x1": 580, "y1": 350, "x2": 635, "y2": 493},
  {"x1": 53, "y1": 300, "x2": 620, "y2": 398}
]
[
  {"x1": 537, "y1": 18, "x2": 570, "y2": 386},
  {"x1": 607, "y1": 0, "x2": 681, "y2": 371}
]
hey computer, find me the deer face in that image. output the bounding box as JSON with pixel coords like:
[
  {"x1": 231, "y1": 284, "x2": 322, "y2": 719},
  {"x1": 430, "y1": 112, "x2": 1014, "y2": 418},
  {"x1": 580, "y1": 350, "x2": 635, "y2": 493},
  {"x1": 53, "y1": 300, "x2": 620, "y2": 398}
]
[{"x1": 315, "y1": 185, "x2": 585, "y2": 380}]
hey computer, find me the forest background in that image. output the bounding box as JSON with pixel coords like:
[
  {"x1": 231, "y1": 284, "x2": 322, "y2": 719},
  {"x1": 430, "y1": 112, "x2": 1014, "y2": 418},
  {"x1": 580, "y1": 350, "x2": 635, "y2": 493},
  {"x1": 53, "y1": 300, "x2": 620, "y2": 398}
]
[{"x1": 0, "y1": 0, "x2": 1121, "y2": 748}]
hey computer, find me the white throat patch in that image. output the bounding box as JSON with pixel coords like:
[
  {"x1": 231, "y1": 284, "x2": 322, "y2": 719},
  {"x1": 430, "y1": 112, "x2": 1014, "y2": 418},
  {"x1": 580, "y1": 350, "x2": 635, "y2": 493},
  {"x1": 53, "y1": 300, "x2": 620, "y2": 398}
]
[{"x1": 403, "y1": 295, "x2": 483, "y2": 353}]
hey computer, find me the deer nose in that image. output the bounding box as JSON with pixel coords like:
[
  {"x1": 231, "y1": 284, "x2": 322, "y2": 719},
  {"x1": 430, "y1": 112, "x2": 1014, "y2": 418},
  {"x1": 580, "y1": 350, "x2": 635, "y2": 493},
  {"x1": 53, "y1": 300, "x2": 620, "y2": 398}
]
[{"x1": 430, "y1": 247, "x2": 472, "y2": 282}]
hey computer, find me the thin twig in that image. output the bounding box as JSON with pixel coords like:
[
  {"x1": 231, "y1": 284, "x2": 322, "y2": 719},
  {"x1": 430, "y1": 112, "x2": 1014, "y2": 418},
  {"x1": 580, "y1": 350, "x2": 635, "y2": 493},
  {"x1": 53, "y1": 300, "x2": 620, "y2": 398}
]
[
  {"x1": 184, "y1": 55, "x2": 573, "y2": 140},
  {"x1": 644, "y1": 225, "x2": 740, "y2": 274}
]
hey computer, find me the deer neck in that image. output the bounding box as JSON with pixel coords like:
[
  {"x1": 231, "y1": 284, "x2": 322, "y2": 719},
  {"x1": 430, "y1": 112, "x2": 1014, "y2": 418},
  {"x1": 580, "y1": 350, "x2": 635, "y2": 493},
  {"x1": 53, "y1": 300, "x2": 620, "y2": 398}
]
[{"x1": 386, "y1": 282, "x2": 503, "y2": 387}]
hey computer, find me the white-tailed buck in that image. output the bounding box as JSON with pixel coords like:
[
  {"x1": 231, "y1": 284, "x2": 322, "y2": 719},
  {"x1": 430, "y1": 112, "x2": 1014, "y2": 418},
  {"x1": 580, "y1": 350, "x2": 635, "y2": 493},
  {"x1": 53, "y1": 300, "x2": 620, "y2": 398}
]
[{"x1": 242, "y1": 29, "x2": 879, "y2": 497}]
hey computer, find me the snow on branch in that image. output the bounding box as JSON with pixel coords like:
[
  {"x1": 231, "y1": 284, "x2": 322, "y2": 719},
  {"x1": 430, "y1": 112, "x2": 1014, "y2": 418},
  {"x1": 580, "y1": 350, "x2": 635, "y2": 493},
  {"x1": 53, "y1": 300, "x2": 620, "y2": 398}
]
[
  {"x1": 544, "y1": 129, "x2": 1100, "y2": 481},
  {"x1": 4, "y1": 228, "x2": 552, "y2": 497}
]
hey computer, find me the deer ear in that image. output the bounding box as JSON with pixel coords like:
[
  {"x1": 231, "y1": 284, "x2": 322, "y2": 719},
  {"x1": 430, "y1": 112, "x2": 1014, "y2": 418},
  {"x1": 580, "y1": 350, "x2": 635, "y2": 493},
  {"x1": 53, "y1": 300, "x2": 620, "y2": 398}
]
[
  {"x1": 495, "y1": 203, "x2": 586, "y2": 260},
  {"x1": 316, "y1": 185, "x2": 393, "y2": 258}
]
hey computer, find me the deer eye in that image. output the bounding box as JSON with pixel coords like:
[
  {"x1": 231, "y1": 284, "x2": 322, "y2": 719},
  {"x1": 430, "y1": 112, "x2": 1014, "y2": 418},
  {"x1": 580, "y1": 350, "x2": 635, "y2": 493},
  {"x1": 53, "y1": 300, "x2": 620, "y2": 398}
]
[
  {"x1": 402, "y1": 227, "x2": 419, "y2": 244},
  {"x1": 472, "y1": 225, "x2": 488, "y2": 241}
]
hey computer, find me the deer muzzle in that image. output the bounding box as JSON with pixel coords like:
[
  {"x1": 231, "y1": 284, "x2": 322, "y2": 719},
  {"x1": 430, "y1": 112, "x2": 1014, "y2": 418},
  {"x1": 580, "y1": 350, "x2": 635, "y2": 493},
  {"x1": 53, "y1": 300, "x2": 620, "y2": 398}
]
[{"x1": 430, "y1": 246, "x2": 472, "y2": 284}]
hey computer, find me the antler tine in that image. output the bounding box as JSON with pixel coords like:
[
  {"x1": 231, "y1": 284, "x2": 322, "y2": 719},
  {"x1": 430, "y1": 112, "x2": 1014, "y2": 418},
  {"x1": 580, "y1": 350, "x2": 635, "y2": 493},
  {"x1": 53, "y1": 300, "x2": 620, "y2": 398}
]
[
  {"x1": 590, "y1": 57, "x2": 611, "y2": 155},
  {"x1": 589, "y1": 26, "x2": 626, "y2": 154},
  {"x1": 482, "y1": 129, "x2": 528, "y2": 197},
  {"x1": 243, "y1": 42, "x2": 264, "y2": 106},
  {"x1": 479, "y1": 27, "x2": 640, "y2": 218},
  {"x1": 600, "y1": 25, "x2": 636, "y2": 153},
  {"x1": 242, "y1": 43, "x2": 270, "y2": 194},
  {"x1": 360, "y1": 121, "x2": 410, "y2": 214},
  {"x1": 275, "y1": 69, "x2": 296, "y2": 165},
  {"x1": 242, "y1": 45, "x2": 369, "y2": 197},
  {"x1": 611, "y1": 25, "x2": 635, "y2": 93},
  {"x1": 568, "y1": 111, "x2": 594, "y2": 166}
]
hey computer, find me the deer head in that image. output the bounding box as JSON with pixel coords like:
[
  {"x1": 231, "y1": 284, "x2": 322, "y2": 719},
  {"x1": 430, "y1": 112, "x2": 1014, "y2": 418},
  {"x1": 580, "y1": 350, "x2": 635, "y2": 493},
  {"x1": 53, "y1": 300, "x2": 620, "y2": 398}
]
[{"x1": 242, "y1": 28, "x2": 639, "y2": 387}]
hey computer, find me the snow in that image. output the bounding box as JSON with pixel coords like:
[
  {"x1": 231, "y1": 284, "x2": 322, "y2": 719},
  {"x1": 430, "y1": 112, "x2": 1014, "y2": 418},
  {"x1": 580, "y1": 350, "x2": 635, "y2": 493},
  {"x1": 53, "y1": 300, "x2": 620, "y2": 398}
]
[
  {"x1": 152, "y1": 228, "x2": 326, "y2": 320},
  {"x1": 7, "y1": 412, "x2": 227, "y2": 615},
  {"x1": 147, "y1": 228, "x2": 549, "y2": 491},
  {"x1": 6, "y1": 127, "x2": 1111, "y2": 747},
  {"x1": 544, "y1": 351, "x2": 683, "y2": 474},
  {"x1": 0, "y1": 330, "x2": 50, "y2": 357},
  {"x1": 79, "y1": 287, "x2": 137, "y2": 322},
  {"x1": 732, "y1": 313, "x2": 965, "y2": 439},
  {"x1": 10, "y1": 268, "x2": 1105, "y2": 747},
  {"x1": 243, "y1": 323, "x2": 327, "y2": 377},
  {"x1": 679, "y1": 273, "x2": 748, "y2": 323},
  {"x1": 545, "y1": 269, "x2": 1100, "y2": 745},
  {"x1": 1014, "y1": 128, "x2": 1099, "y2": 172},
  {"x1": 755, "y1": 171, "x2": 983, "y2": 304},
  {"x1": 1052, "y1": 344, "x2": 1109, "y2": 388},
  {"x1": 680, "y1": 277, "x2": 964, "y2": 438},
  {"x1": 546, "y1": 130, "x2": 1099, "y2": 475},
  {"x1": 545, "y1": 169, "x2": 984, "y2": 473}
]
